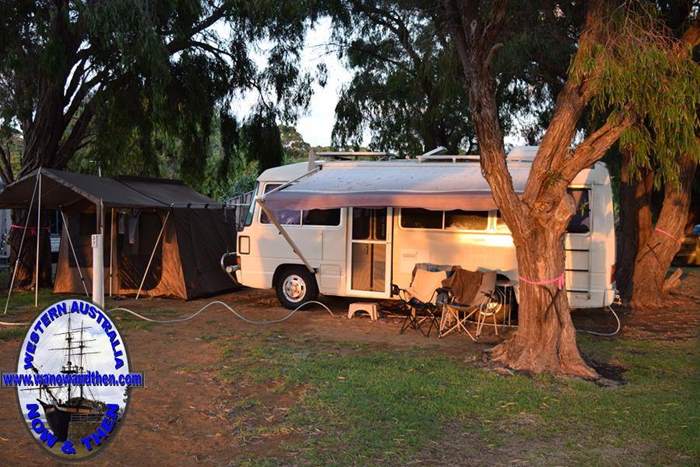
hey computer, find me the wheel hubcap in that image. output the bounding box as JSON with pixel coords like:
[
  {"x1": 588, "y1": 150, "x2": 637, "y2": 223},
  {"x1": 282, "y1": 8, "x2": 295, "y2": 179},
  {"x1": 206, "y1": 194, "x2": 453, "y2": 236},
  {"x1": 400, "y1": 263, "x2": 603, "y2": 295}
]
[{"x1": 283, "y1": 275, "x2": 306, "y2": 303}]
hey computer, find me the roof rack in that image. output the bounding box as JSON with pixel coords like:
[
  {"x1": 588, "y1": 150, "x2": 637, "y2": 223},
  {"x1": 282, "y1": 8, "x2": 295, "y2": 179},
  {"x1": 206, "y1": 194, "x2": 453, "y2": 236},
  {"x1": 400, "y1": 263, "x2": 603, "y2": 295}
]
[
  {"x1": 315, "y1": 151, "x2": 389, "y2": 159},
  {"x1": 417, "y1": 154, "x2": 480, "y2": 163}
]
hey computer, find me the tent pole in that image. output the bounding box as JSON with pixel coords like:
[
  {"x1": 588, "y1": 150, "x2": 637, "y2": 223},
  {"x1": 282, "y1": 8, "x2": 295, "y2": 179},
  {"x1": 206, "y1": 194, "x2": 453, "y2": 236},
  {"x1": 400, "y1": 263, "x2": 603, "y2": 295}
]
[
  {"x1": 135, "y1": 210, "x2": 170, "y2": 300},
  {"x1": 59, "y1": 209, "x2": 90, "y2": 297},
  {"x1": 109, "y1": 208, "x2": 114, "y2": 297},
  {"x1": 92, "y1": 200, "x2": 104, "y2": 308},
  {"x1": 3, "y1": 173, "x2": 39, "y2": 314},
  {"x1": 34, "y1": 169, "x2": 41, "y2": 308},
  {"x1": 256, "y1": 199, "x2": 315, "y2": 274}
]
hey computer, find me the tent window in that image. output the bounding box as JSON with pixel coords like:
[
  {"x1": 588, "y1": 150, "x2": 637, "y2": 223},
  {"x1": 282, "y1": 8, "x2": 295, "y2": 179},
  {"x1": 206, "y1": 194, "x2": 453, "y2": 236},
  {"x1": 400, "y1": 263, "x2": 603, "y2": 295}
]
[
  {"x1": 445, "y1": 210, "x2": 488, "y2": 231},
  {"x1": 567, "y1": 188, "x2": 591, "y2": 233},
  {"x1": 118, "y1": 212, "x2": 162, "y2": 290},
  {"x1": 73, "y1": 213, "x2": 95, "y2": 267},
  {"x1": 401, "y1": 208, "x2": 442, "y2": 229}
]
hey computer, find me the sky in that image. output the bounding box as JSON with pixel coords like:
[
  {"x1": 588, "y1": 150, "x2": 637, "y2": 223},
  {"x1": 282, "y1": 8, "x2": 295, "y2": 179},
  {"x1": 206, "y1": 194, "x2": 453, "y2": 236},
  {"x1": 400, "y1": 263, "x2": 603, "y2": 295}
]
[{"x1": 230, "y1": 17, "x2": 360, "y2": 147}]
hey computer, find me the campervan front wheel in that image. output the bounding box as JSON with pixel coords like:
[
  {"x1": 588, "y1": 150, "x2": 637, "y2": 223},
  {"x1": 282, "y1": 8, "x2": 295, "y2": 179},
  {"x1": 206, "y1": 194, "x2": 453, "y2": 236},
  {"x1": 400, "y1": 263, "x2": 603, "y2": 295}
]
[{"x1": 275, "y1": 266, "x2": 319, "y2": 309}]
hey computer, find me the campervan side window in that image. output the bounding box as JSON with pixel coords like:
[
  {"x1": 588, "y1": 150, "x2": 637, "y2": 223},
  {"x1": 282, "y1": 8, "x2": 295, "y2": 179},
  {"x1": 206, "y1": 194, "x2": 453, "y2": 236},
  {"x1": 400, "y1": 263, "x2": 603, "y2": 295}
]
[
  {"x1": 567, "y1": 188, "x2": 591, "y2": 234},
  {"x1": 260, "y1": 183, "x2": 340, "y2": 227},
  {"x1": 400, "y1": 209, "x2": 488, "y2": 231},
  {"x1": 400, "y1": 208, "x2": 442, "y2": 229},
  {"x1": 445, "y1": 210, "x2": 488, "y2": 230},
  {"x1": 302, "y1": 209, "x2": 341, "y2": 226},
  {"x1": 260, "y1": 184, "x2": 301, "y2": 225}
]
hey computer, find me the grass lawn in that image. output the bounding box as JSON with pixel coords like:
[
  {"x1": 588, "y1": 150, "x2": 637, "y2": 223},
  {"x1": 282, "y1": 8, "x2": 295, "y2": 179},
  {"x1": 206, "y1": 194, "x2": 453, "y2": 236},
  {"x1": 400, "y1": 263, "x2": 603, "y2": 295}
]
[{"x1": 222, "y1": 332, "x2": 699, "y2": 465}]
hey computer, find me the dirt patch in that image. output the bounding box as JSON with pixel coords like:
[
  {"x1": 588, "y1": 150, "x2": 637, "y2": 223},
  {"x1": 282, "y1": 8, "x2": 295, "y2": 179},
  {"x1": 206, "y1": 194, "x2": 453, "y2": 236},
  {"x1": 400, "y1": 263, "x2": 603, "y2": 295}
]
[{"x1": 571, "y1": 268, "x2": 700, "y2": 340}]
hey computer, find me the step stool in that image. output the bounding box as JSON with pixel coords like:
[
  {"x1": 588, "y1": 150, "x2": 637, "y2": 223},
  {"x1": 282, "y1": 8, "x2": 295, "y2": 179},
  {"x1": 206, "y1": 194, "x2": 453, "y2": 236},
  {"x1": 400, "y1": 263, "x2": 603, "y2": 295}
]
[{"x1": 347, "y1": 302, "x2": 379, "y2": 321}]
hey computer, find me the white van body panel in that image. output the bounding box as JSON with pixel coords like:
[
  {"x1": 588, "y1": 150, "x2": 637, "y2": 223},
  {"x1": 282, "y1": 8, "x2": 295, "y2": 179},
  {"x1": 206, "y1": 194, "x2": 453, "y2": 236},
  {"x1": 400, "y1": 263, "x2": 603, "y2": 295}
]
[{"x1": 236, "y1": 154, "x2": 616, "y2": 309}]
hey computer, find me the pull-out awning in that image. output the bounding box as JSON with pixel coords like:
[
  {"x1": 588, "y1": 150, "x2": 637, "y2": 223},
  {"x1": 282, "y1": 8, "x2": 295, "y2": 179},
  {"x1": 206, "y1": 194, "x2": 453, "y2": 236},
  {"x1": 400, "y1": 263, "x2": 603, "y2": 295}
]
[{"x1": 263, "y1": 163, "x2": 529, "y2": 211}]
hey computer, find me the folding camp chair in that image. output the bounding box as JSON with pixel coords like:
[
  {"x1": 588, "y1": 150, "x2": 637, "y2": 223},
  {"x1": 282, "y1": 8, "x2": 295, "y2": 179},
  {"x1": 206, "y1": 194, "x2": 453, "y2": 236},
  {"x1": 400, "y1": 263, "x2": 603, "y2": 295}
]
[
  {"x1": 439, "y1": 270, "x2": 499, "y2": 341},
  {"x1": 393, "y1": 265, "x2": 451, "y2": 337}
]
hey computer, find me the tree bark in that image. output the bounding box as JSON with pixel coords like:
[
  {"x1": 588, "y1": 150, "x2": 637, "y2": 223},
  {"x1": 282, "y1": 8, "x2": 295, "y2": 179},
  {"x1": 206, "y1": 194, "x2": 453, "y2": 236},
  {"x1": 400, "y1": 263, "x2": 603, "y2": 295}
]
[
  {"x1": 630, "y1": 151, "x2": 697, "y2": 309},
  {"x1": 490, "y1": 196, "x2": 597, "y2": 379},
  {"x1": 616, "y1": 148, "x2": 654, "y2": 300}
]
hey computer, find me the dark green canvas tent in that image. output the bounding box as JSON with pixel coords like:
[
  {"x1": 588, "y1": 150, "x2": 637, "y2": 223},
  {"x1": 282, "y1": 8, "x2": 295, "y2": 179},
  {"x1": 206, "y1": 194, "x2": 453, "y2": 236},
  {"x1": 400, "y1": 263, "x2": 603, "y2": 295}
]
[{"x1": 0, "y1": 169, "x2": 236, "y2": 299}]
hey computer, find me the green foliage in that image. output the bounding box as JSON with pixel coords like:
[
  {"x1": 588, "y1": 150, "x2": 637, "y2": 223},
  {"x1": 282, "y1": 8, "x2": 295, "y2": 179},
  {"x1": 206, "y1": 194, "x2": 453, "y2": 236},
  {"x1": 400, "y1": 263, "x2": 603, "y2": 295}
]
[
  {"x1": 329, "y1": 0, "x2": 476, "y2": 155},
  {"x1": 280, "y1": 125, "x2": 311, "y2": 162},
  {"x1": 574, "y1": 1, "x2": 700, "y2": 187},
  {"x1": 243, "y1": 108, "x2": 284, "y2": 173},
  {"x1": 328, "y1": 1, "x2": 584, "y2": 155},
  {"x1": 0, "y1": 0, "x2": 320, "y2": 190}
]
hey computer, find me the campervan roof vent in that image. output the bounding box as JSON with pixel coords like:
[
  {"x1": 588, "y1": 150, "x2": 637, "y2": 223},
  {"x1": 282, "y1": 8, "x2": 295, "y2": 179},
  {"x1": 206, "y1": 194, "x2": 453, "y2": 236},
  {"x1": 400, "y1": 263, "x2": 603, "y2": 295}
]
[{"x1": 507, "y1": 145, "x2": 538, "y2": 162}]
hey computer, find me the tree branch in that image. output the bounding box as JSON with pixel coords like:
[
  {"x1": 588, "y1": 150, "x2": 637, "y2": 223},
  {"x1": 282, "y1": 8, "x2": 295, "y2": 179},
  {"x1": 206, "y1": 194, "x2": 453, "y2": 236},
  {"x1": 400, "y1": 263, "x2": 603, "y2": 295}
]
[
  {"x1": 0, "y1": 143, "x2": 14, "y2": 184},
  {"x1": 561, "y1": 112, "x2": 635, "y2": 182},
  {"x1": 521, "y1": 0, "x2": 609, "y2": 206},
  {"x1": 442, "y1": 0, "x2": 527, "y2": 239},
  {"x1": 166, "y1": 3, "x2": 230, "y2": 54}
]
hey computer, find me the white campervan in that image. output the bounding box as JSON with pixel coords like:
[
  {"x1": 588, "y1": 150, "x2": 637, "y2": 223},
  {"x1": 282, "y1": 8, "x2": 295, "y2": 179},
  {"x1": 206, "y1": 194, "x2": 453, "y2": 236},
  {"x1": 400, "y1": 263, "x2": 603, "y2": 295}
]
[{"x1": 233, "y1": 147, "x2": 616, "y2": 309}]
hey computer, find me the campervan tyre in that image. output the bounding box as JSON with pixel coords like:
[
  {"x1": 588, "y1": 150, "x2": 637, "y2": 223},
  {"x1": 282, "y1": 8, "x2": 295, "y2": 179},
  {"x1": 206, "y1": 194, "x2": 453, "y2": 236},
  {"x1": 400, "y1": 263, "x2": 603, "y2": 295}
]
[{"x1": 275, "y1": 266, "x2": 319, "y2": 309}]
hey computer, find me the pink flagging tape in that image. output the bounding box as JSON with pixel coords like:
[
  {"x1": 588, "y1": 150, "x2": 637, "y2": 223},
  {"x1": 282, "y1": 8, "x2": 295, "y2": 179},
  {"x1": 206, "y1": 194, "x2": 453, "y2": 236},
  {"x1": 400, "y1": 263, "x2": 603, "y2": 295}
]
[
  {"x1": 519, "y1": 272, "x2": 565, "y2": 290},
  {"x1": 655, "y1": 227, "x2": 682, "y2": 243}
]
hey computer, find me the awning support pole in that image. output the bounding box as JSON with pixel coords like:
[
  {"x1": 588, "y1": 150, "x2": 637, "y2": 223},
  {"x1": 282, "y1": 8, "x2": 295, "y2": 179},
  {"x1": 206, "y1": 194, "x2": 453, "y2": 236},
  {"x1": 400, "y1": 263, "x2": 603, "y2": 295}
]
[
  {"x1": 3, "y1": 173, "x2": 39, "y2": 314},
  {"x1": 34, "y1": 169, "x2": 41, "y2": 308},
  {"x1": 135, "y1": 209, "x2": 170, "y2": 300},
  {"x1": 256, "y1": 198, "x2": 315, "y2": 274},
  {"x1": 59, "y1": 209, "x2": 90, "y2": 298},
  {"x1": 259, "y1": 167, "x2": 319, "y2": 200}
]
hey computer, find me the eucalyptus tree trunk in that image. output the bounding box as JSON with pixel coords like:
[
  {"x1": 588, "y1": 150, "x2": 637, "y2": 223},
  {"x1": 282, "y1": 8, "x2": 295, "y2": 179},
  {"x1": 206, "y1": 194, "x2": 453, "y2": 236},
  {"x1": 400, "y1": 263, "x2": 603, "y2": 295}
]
[
  {"x1": 630, "y1": 152, "x2": 697, "y2": 309},
  {"x1": 442, "y1": 0, "x2": 630, "y2": 379},
  {"x1": 615, "y1": 148, "x2": 654, "y2": 301},
  {"x1": 490, "y1": 198, "x2": 595, "y2": 378}
]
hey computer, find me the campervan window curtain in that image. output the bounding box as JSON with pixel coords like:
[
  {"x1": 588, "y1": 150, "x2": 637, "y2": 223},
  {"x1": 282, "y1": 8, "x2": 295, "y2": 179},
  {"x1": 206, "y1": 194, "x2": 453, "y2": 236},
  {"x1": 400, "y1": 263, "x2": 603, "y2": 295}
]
[{"x1": 263, "y1": 164, "x2": 530, "y2": 211}]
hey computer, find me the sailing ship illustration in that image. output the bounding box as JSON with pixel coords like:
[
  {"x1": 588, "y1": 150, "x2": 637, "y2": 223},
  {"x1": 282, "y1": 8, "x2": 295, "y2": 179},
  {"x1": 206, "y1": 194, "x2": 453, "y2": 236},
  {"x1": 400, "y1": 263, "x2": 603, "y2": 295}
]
[{"x1": 26, "y1": 313, "x2": 107, "y2": 442}]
